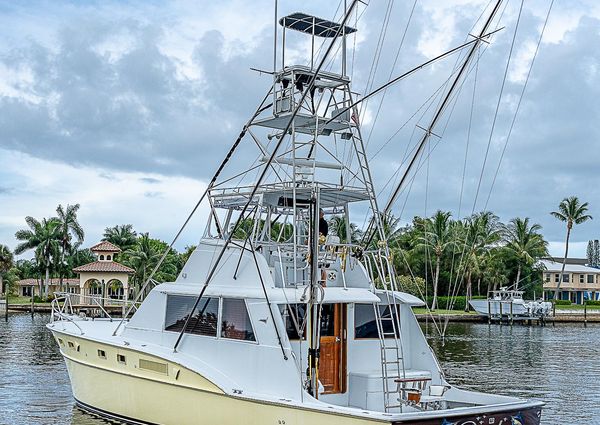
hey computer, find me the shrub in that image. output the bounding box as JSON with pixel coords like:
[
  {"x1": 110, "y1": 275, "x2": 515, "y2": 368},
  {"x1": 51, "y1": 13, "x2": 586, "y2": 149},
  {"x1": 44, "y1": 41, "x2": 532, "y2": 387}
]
[
  {"x1": 585, "y1": 300, "x2": 600, "y2": 306},
  {"x1": 554, "y1": 300, "x2": 571, "y2": 306},
  {"x1": 425, "y1": 296, "x2": 485, "y2": 311}
]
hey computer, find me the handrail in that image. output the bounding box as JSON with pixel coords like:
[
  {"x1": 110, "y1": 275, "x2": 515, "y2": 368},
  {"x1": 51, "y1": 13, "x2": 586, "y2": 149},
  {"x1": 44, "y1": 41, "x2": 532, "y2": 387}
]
[{"x1": 50, "y1": 292, "x2": 139, "y2": 323}]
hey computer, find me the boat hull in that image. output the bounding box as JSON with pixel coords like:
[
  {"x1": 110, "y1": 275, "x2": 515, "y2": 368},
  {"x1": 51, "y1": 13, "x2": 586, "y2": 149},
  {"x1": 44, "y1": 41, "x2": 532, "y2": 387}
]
[
  {"x1": 470, "y1": 299, "x2": 528, "y2": 317},
  {"x1": 55, "y1": 331, "x2": 542, "y2": 425}
]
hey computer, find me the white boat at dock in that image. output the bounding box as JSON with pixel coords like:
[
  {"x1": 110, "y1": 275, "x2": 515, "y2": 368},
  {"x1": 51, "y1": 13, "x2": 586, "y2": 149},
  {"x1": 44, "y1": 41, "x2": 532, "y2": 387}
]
[
  {"x1": 469, "y1": 288, "x2": 552, "y2": 320},
  {"x1": 47, "y1": 1, "x2": 545, "y2": 424}
]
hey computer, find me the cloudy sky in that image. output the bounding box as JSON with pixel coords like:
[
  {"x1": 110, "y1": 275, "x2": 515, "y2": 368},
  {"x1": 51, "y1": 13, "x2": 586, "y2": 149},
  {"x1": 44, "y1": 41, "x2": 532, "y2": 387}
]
[{"x1": 1, "y1": 0, "x2": 599, "y2": 258}]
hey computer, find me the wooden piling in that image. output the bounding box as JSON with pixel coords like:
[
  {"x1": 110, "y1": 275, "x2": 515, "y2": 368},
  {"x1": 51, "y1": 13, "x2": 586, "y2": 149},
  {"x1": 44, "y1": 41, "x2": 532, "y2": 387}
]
[
  {"x1": 584, "y1": 302, "x2": 587, "y2": 328},
  {"x1": 499, "y1": 302, "x2": 503, "y2": 326}
]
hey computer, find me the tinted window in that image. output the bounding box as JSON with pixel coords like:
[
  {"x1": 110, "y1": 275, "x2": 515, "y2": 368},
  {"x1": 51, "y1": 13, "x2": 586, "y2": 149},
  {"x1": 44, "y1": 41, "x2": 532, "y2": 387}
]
[
  {"x1": 221, "y1": 298, "x2": 256, "y2": 342},
  {"x1": 165, "y1": 295, "x2": 218, "y2": 337},
  {"x1": 320, "y1": 304, "x2": 336, "y2": 336},
  {"x1": 354, "y1": 304, "x2": 398, "y2": 339},
  {"x1": 280, "y1": 304, "x2": 306, "y2": 340}
]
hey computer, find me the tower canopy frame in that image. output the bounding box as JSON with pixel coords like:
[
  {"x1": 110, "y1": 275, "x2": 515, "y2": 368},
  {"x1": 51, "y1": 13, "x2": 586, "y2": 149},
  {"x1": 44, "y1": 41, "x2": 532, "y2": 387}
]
[{"x1": 279, "y1": 12, "x2": 357, "y2": 38}]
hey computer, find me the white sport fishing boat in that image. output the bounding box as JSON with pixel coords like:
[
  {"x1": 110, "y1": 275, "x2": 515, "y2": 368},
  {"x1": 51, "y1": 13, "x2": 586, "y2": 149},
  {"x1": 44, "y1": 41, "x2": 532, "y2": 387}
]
[
  {"x1": 469, "y1": 288, "x2": 552, "y2": 320},
  {"x1": 48, "y1": 1, "x2": 545, "y2": 424}
]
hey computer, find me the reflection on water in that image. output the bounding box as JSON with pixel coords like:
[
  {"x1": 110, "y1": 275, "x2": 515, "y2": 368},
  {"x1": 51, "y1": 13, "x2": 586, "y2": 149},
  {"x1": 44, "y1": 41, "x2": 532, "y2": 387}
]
[
  {"x1": 424, "y1": 321, "x2": 600, "y2": 425},
  {"x1": 0, "y1": 313, "x2": 598, "y2": 424}
]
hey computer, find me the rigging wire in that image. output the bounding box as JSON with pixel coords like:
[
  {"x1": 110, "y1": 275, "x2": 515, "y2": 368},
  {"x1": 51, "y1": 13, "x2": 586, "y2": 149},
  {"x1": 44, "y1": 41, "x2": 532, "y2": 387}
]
[
  {"x1": 363, "y1": 0, "x2": 418, "y2": 150},
  {"x1": 483, "y1": 0, "x2": 555, "y2": 210},
  {"x1": 440, "y1": 0, "x2": 525, "y2": 323},
  {"x1": 359, "y1": 0, "x2": 395, "y2": 118},
  {"x1": 471, "y1": 0, "x2": 524, "y2": 214}
]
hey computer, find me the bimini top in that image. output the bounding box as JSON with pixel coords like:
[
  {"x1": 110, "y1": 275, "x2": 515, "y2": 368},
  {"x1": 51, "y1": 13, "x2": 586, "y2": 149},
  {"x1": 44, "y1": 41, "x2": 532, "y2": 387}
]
[{"x1": 279, "y1": 12, "x2": 357, "y2": 38}]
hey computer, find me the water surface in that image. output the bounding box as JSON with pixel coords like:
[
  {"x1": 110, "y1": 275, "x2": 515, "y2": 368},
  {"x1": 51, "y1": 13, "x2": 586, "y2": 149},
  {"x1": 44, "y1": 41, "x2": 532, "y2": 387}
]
[{"x1": 1, "y1": 313, "x2": 598, "y2": 424}]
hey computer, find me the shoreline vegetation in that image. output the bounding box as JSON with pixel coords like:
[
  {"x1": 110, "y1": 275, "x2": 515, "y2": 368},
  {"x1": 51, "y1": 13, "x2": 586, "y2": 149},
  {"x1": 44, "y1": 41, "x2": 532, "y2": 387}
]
[{"x1": 0, "y1": 196, "x2": 595, "y2": 312}]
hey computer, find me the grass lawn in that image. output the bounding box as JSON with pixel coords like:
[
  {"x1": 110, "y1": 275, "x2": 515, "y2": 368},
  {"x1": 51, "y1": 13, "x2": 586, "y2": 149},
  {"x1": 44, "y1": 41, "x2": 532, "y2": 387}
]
[
  {"x1": 556, "y1": 304, "x2": 600, "y2": 310},
  {"x1": 4, "y1": 295, "x2": 51, "y2": 305},
  {"x1": 412, "y1": 308, "x2": 477, "y2": 315}
]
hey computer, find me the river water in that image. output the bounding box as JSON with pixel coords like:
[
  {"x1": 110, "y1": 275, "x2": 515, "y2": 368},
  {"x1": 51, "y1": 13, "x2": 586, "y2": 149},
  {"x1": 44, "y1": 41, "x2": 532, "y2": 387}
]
[{"x1": 0, "y1": 313, "x2": 598, "y2": 425}]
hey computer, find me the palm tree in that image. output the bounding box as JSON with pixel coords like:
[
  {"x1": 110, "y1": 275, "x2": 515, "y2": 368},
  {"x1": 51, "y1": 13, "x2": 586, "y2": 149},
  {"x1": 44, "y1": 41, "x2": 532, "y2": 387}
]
[
  {"x1": 328, "y1": 216, "x2": 362, "y2": 243},
  {"x1": 461, "y1": 212, "x2": 501, "y2": 310},
  {"x1": 0, "y1": 244, "x2": 14, "y2": 296},
  {"x1": 123, "y1": 233, "x2": 165, "y2": 297},
  {"x1": 550, "y1": 196, "x2": 592, "y2": 301},
  {"x1": 56, "y1": 204, "x2": 85, "y2": 291},
  {"x1": 103, "y1": 224, "x2": 138, "y2": 252},
  {"x1": 368, "y1": 213, "x2": 406, "y2": 250},
  {"x1": 502, "y1": 217, "x2": 548, "y2": 290},
  {"x1": 417, "y1": 211, "x2": 454, "y2": 310},
  {"x1": 14, "y1": 216, "x2": 61, "y2": 297}
]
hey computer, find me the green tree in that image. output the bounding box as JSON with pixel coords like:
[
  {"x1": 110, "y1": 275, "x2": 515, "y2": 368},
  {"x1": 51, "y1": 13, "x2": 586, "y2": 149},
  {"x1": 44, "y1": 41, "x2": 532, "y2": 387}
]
[
  {"x1": 56, "y1": 204, "x2": 85, "y2": 291},
  {"x1": 14, "y1": 217, "x2": 61, "y2": 297},
  {"x1": 122, "y1": 234, "x2": 179, "y2": 297},
  {"x1": 328, "y1": 216, "x2": 362, "y2": 243},
  {"x1": 417, "y1": 211, "x2": 454, "y2": 310},
  {"x1": 550, "y1": 196, "x2": 592, "y2": 300},
  {"x1": 103, "y1": 224, "x2": 138, "y2": 253},
  {"x1": 502, "y1": 217, "x2": 548, "y2": 290},
  {"x1": 461, "y1": 212, "x2": 501, "y2": 310},
  {"x1": 180, "y1": 245, "x2": 196, "y2": 268},
  {"x1": 0, "y1": 244, "x2": 14, "y2": 296}
]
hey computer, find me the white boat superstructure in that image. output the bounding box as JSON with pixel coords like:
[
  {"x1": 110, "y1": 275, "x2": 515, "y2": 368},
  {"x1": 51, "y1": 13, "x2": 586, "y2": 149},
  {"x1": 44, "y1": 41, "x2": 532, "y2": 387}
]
[
  {"x1": 48, "y1": 2, "x2": 545, "y2": 424},
  {"x1": 469, "y1": 288, "x2": 552, "y2": 319}
]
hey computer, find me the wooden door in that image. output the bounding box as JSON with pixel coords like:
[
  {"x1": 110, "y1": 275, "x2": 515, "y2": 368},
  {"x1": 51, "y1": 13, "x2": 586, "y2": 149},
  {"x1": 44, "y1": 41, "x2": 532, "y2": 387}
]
[{"x1": 319, "y1": 303, "x2": 346, "y2": 394}]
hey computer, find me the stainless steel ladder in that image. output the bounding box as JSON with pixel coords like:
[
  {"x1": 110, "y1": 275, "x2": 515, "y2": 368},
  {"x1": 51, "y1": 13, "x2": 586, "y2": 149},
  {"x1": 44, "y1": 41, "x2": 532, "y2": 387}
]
[{"x1": 370, "y1": 251, "x2": 407, "y2": 412}]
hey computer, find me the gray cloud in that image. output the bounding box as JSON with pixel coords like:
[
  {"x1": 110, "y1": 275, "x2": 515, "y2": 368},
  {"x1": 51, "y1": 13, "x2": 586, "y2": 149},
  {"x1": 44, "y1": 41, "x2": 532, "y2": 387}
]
[{"x1": 1, "y1": 1, "x2": 599, "y2": 246}]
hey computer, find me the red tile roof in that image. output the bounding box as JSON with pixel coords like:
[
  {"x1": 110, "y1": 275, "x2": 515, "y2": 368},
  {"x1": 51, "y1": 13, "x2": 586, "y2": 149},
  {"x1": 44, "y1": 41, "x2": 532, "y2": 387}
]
[
  {"x1": 90, "y1": 241, "x2": 122, "y2": 253},
  {"x1": 73, "y1": 261, "x2": 134, "y2": 274},
  {"x1": 17, "y1": 278, "x2": 79, "y2": 286}
]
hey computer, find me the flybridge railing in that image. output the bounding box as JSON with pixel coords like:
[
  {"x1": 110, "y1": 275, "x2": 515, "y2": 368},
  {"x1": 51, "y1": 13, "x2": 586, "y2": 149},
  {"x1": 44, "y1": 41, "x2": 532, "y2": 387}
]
[
  {"x1": 50, "y1": 292, "x2": 142, "y2": 324},
  {"x1": 261, "y1": 239, "x2": 363, "y2": 288}
]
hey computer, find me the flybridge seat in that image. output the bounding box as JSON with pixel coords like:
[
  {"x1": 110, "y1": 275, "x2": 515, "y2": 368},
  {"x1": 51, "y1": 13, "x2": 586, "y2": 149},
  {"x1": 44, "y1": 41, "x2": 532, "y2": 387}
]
[
  {"x1": 279, "y1": 12, "x2": 357, "y2": 38},
  {"x1": 348, "y1": 369, "x2": 432, "y2": 411}
]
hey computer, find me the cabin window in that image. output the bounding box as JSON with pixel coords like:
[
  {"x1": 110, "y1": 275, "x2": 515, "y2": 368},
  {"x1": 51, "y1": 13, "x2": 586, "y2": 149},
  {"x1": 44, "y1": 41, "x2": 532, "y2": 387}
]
[
  {"x1": 107, "y1": 255, "x2": 112, "y2": 261},
  {"x1": 554, "y1": 273, "x2": 560, "y2": 283},
  {"x1": 280, "y1": 304, "x2": 307, "y2": 340},
  {"x1": 588, "y1": 274, "x2": 595, "y2": 284},
  {"x1": 164, "y1": 295, "x2": 218, "y2": 337},
  {"x1": 221, "y1": 298, "x2": 256, "y2": 342},
  {"x1": 117, "y1": 354, "x2": 126, "y2": 364},
  {"x1": 354, "y1": 304, "x2": 398, "y2": 339},
  {"x1": 98, "y1": 349, "x2": 106, "y2": 359},
  {"x1": 580, "y1": 274, "x2": 585, "y2": 284},
  {"x1": 99, "y1": 255, "x2": 105, "y2": 260},
  {"x1": 562, "y1": 274, "x2": 570, "y2": 283},
  {"x1": 544, "y1": 273, "x2": 550, "y2": 282}
]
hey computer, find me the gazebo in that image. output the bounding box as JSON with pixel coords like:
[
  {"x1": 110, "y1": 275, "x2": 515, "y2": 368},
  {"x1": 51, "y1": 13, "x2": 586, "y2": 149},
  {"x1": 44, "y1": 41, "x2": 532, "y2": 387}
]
[{"x1": 73, "y1": 241, "x2": 135, "y2": 304}]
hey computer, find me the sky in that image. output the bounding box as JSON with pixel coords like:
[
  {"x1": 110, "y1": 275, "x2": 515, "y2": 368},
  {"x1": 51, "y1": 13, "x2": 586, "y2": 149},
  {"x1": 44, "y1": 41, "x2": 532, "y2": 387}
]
[{"x1": 1, "y1": 0, "x2": 599, "y2": 259}]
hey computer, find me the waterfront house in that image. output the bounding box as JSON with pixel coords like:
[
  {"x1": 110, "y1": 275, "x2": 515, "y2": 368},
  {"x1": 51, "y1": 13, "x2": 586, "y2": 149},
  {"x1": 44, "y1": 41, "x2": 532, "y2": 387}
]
[
  {"x1": 16, "y1": 241, "x2": 135, "y2": 304},
  {"x1": 541, "y1": 258, "x2": 600, "y2": 304},
  {"x1": 17, "y1": 278, "x2": 79, "y2": 298},
  {"x1": 72, "y1": 241, "x2": 135, "y2": 304}
]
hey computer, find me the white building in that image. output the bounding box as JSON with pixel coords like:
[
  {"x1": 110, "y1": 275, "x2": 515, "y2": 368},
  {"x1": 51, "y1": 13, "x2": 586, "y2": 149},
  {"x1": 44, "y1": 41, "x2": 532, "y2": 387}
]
[{"x1": 541, "y1": 259, "x2": 600, "y2": 304}]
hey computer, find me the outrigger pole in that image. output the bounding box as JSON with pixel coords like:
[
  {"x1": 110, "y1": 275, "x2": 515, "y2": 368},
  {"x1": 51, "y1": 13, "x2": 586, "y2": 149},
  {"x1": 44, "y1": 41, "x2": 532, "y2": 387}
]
[
  {"x1": 172, "y1": 0, "x2": 361, "y2": 353},
  {"x1": 112, "y1": 91, "x2": 273, "y2": 337},
  {"x1": 361, "y1": 0, "x2": 504, "y2": 247}
]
